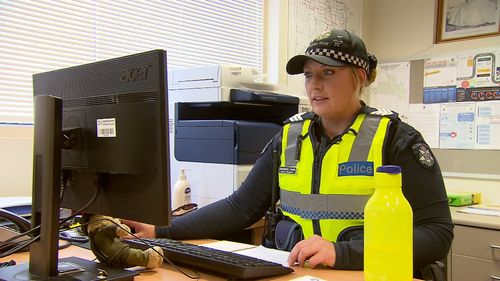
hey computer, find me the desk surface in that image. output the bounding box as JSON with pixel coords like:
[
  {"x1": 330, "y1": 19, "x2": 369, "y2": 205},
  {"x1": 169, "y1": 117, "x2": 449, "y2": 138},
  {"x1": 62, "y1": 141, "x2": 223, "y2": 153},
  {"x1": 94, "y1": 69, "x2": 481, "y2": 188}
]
[
  {"x1": 0, "y1": 240, "x2": 423, "y2": 281},
  {"x1": 450, "y1": 206, "x2": 500, "y2": 230}
]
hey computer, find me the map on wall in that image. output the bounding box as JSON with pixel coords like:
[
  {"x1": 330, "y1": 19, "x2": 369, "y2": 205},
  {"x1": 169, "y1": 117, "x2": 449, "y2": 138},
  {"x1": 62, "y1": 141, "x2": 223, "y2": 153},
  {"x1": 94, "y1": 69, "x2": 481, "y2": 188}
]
[
  {"x1": 363, "y1": 62, "x2": 411, "y2": 123},
  {"x1": 287, "y1": 0, "x2": 363, "y2": 95}
]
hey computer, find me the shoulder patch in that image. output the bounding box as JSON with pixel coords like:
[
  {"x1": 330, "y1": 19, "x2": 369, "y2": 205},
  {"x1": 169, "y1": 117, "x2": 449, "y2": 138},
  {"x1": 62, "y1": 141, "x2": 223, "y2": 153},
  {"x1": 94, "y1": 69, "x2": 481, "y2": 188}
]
[
  {"x1": 284, "y1": 112, "x2": 314, "y2": 124},
  {"x1": 410, "y1": 142, "x2": 435, "y2": 171}
]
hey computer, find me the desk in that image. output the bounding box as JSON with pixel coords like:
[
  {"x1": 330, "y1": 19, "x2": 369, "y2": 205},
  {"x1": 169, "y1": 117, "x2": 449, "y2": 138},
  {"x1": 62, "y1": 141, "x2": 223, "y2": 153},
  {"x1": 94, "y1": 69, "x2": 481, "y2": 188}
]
[
  {"x1": 0, "y1": 240, "x2": 423, "y2": 281},
  {"x1": 448, "y1": 207, "x2": 500, "y2": 281}
]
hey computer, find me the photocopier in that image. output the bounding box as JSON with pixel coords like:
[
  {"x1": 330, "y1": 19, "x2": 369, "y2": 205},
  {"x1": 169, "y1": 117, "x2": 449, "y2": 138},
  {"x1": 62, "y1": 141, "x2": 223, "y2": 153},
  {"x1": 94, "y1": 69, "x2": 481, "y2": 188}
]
[{"x1": 168, "y1": 65, "x2": 310, "y2": 208}]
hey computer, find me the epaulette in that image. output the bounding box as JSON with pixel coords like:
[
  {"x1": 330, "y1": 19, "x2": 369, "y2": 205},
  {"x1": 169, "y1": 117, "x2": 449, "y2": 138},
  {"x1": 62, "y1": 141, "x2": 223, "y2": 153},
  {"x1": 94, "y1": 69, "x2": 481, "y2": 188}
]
[
  {"x1": 283, "y1": 112, "x2": 314, "y2": 124},
  {"x1": 366, "y1": 107, "x2": 399, "y2": 120}
]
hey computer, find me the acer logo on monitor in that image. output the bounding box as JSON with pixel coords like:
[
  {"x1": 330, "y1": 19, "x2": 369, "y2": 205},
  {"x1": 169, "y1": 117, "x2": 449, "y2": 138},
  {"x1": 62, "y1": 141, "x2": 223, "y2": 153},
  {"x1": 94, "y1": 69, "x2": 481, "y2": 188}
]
[{"x1": 120, "y1": 64, "x2": 152, "y2": 82}]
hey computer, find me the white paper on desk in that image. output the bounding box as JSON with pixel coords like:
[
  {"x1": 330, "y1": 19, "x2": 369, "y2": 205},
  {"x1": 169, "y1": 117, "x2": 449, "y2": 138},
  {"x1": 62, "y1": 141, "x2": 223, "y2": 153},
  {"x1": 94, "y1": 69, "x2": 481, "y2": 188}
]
[
  {"x1": 458, "y1": 205, "x2": 500, "y2": 217},
  {"x1": 409, "y1": 103, "x2": 440, "y2": 148},
  {"x1": 290, "y1": 276, "x2": 327, "y2": 281},
  {"x1": 236, "y1": 245, "x2": 290, "y2": 267},
  {"x1": 201, "y1": 240, "x2": 258, "y2": 252}
]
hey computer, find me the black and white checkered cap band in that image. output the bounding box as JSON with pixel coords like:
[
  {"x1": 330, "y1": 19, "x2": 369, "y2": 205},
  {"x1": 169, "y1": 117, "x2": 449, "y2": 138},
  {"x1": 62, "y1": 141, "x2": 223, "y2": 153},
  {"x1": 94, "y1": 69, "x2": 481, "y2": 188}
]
[{"x1": 307, "y1": 48, "x2": 369, "y2": 73}]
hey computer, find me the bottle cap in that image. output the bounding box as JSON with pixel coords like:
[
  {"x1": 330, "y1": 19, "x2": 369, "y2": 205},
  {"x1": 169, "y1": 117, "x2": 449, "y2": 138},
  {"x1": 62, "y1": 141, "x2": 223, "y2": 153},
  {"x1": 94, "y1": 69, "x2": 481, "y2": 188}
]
[{"x1": 376, "y1": 165, "x2": 401, "y2": 174}]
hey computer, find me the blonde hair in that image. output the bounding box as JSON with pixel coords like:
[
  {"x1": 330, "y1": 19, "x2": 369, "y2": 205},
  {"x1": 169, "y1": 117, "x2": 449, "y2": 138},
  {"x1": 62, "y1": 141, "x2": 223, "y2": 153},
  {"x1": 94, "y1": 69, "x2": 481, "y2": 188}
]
[{"x1": 349, "y1": 67, "x2": 377, "y2": 96}]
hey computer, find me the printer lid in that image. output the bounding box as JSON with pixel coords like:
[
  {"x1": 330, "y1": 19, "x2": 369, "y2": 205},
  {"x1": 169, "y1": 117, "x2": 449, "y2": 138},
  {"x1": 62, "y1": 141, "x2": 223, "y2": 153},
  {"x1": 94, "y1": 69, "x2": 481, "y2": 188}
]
[
  {"x1": 169, "y1": 65, "x2": 222, "y2": 90},
  {"x1": 230, "y1": 89, "x2": 299, "y2": 105},
  {"x1": 168, "y1": 64, "x2": 277, "y2": 92}
]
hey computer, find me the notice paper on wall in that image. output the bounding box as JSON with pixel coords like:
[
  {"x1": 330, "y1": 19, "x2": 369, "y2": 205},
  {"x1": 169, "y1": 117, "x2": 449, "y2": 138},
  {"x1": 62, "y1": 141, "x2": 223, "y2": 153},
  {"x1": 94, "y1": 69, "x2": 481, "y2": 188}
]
[
  {"x1": 409, "y1": 103, "x2": 440, "y2": 148},
  {"x1": 456, "y1": 51, "x2": 500, "y2": 102},
  {"x1": 457, "y1": 51, "x2": 500, "y2": 88},
  {"x1": 423, "y1": 57, "x2": 458, "y2": 104},
  {"x1": 424, "y1": 56, "x2": 457, "y2": 88},
  {"x1": 475, "y1": 100, "x2": 500, "y2": 149},
  {"x1": 439, "y1": 102, "x2": 476, "y2": 149}
]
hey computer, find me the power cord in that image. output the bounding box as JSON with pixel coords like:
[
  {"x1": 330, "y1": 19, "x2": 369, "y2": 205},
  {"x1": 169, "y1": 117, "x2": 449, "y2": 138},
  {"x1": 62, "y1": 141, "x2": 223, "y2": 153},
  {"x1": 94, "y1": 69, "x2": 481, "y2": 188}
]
[
  {"x1": 0, "y1": 235, "x2": 40, "y2": 258},
  {"x1": 0, "y1": 180, "x2": 199, "y2": 280},
  {"x1": 0, "y1": 183, "x2": 101, "y2": 256}
]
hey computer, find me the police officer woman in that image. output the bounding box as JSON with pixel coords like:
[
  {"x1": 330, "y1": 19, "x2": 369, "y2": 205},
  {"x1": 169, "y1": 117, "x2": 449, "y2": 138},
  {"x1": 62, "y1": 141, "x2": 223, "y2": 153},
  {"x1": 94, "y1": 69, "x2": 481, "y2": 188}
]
[{"x1": 124, "y1": 29, "x2": 453, "y2": 273}]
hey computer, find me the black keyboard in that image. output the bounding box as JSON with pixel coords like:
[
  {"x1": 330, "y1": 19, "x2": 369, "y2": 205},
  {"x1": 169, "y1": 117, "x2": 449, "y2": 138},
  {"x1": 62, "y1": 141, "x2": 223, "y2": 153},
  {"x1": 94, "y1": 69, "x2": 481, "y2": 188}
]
[{"x1": 124, "y1": 238, "x2": 293, "y2": 279}]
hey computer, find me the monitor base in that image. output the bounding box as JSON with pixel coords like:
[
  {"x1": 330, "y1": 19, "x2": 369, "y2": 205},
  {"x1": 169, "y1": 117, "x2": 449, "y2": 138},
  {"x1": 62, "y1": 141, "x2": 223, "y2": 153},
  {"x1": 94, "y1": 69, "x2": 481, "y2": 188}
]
[{"x1": 0, "y1": 256, "x2": 138, "y2": 280}]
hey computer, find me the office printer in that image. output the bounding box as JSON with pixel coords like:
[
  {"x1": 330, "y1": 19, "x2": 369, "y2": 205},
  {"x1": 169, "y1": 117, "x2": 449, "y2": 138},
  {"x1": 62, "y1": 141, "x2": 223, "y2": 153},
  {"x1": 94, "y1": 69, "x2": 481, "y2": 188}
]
[{"x1": 168, "y1": 65, "x2": 309, "y2": 207}]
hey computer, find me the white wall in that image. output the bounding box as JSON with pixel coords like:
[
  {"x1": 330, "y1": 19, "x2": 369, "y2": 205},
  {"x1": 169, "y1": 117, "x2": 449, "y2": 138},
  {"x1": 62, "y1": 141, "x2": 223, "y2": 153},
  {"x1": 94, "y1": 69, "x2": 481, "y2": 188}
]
[
  {"x1": 0, "y1": 125, "x2": 33, "y2": 196},
  {"x1": 2, "y1": 0, "x2": 499, "y2": 203},
  {"x1": 363, "y1": 0, "x2": 500, "y2": 62},
  {"x1": 362, "y1": 0, "x2": 500, "y2": 203}
]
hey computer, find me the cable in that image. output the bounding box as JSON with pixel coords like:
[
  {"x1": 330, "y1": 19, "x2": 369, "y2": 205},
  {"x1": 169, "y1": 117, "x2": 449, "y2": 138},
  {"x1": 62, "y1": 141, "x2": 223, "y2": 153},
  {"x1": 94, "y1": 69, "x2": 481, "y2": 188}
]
[
  {"x1": 0, "y1": 181, "x2": 101, "y2": 255},
  {"x1": 0, "y1": 177, "x2": 196, "y2": 280},
  {"x1": 59, "y1": 180, "x2": 102, "y2": 227},
  {"x1": 0, "y1": 235, "x2": 40, "y2": 259},
  {"x1": 76, "y1": 218, "x2": 200, "y2": 280},
  {"x1": 0, "y1": 225, "x2": 39, "y2": 248}
]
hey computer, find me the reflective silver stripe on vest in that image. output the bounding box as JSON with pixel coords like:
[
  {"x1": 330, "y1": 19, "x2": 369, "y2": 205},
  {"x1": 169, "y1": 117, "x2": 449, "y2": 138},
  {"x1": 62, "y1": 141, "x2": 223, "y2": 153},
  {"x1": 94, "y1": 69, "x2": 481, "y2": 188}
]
[
  {"x1": 280, "y1": 190, "x2": 371, "y2": 220},
  {"x1": 285, "y1": 122, "x2": 303, "y2": 167},
  {"x1": 348, "y1": 115, "x2": 382, "y2": 161}
]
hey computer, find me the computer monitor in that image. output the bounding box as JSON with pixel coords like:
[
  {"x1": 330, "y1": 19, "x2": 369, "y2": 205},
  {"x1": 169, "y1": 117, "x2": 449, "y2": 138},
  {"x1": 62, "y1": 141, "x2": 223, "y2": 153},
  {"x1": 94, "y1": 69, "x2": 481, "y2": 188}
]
[
  {"x1": 0, "y1": 50, "x2": 170, "y2": 280},
  {"x1": 48, "y1": 50, "x2": 170, "y2": 226}
]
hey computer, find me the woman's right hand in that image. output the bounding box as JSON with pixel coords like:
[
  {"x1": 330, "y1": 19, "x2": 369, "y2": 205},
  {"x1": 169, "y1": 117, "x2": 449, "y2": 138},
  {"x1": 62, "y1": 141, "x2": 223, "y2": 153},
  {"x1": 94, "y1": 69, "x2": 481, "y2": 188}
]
[{"x1": 120, "y1": 219, "x2": 156, "y2": 239}]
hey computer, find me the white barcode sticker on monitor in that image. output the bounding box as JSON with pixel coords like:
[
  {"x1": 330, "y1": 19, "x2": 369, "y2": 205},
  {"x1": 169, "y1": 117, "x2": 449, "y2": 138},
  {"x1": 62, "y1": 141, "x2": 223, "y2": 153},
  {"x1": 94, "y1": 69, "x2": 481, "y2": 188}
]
[{"x1": 97, "y1": 118, "x2": 117, "y2": 137}]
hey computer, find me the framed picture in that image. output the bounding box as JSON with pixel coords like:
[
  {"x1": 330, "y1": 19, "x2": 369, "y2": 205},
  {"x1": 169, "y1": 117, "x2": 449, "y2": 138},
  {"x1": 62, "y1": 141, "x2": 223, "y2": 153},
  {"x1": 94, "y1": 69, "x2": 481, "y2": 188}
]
[{"x1": 435, "y1": 0, "x2": 500, "y2": 43}]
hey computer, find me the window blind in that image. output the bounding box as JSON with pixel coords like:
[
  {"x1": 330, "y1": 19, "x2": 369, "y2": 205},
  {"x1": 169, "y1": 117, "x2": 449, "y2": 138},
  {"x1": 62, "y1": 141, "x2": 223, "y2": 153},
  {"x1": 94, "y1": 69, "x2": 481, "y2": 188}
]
[{"x1": 0, "y1": 0, "x2": 263, "y2": 124}]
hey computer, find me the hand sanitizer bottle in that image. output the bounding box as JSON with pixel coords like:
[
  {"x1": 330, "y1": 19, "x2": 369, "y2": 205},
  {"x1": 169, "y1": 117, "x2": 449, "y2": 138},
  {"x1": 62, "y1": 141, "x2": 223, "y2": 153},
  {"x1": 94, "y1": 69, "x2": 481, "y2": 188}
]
[{"x1": 172, "y1": 169, "x2": 191, "y2": 211}]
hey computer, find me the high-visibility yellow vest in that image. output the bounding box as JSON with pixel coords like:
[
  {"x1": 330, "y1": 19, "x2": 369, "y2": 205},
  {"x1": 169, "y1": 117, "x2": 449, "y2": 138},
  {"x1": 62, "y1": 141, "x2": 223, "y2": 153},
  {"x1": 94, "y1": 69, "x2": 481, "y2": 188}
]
[{"x1": 278, "y1": 113, "x2": 391, "y2": 242}]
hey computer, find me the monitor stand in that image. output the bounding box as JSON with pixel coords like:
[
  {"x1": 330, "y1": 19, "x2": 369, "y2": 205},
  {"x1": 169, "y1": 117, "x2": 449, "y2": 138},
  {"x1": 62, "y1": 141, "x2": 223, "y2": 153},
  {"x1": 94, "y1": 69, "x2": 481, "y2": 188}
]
[{"x1": 0, "y1": 96, "x2": 138, "y2": 281}]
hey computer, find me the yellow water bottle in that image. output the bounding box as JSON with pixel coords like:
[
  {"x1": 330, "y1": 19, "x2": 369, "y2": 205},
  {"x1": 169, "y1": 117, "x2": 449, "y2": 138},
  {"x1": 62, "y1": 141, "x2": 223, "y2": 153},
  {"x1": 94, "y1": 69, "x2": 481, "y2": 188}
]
[{"x1": 364, "y1": 165, "x2": 413, "y2": 281}]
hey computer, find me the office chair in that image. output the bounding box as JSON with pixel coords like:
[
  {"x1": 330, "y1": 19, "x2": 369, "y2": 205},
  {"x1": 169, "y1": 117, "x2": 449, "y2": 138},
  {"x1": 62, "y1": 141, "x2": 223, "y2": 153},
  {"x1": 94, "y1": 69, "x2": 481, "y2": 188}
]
[{"x1": 419, "y1": 260, "x2": 446, "y2": 281}]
